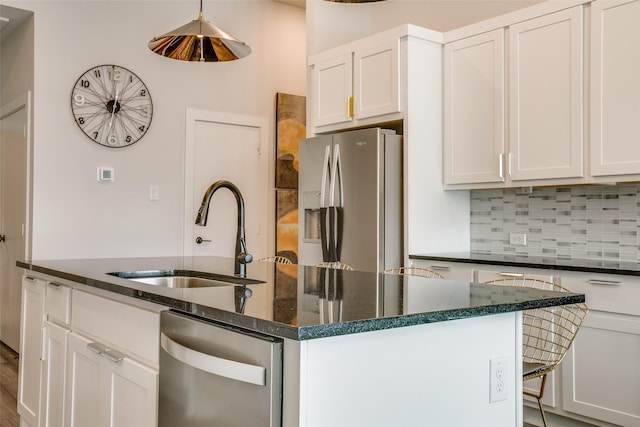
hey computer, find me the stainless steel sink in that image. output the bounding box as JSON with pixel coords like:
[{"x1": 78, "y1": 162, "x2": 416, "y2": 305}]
[{"x1": 107, "y1": 269, "x2": 264, "y2": 289}]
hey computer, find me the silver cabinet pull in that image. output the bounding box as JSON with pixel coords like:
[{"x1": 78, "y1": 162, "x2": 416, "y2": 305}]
[
  {"x1": 499, "y1": 272, "x2": 524, "y2": 277},
  {"x1": 25, "y1": 276, "x2": 36, "y2": 282},
  {"x1": 102, "y1": 349, "x2": 124, "y2": 364},
  {"x1": 47, "y1": 282, "x2": 62, "y2": 289},
  {"x1": 161, "y1": 333, "x2": 266, "y2": 386},
  {"x1": 86, "y1": 342, "x2": 124, "y2": 363},
  {"x1": 87, "y1": 342, "x2": 107, "y2": 355},
  {"x1": 588, "y1": 279, "x2": 621, "y2": 286},
  {"x1": 429, "y1": 265, "x2": 450, "y2": 271}
]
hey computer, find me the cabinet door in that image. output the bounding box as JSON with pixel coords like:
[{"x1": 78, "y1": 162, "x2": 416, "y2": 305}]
[
  {"x1": 508, "y1": 6, "x2": 584, "y2": 181},
  {"x1": 108, "y1": 351, "x2": 158, "y2": 427},
  {"x1": 312, "y1": 53, "x2": 353, "y2": 127},
  {"x1": 65, "y1": 332, "x2": 158, "y2": 427},
  {"x1": 41, "y1": 321, "x2": 68, "y2": 427},
  {"x1": 354, "y1": 39, "x2": 400, "y2": 120},
  {"x1": 18, "y1": 276, "x2": 45, "y2": 427},
  {"x1": 444, "y1": 29, "x2": 505, "y2": 185},
  {"x1": 590, "y1": 0, "x2": 640, "y2": 176},
  {"x1": 562, "y1": 311, "x2": 640, "y2": 426},
  {"x1": 64, "y1": 333, "x2": 103, "y2": 427}
]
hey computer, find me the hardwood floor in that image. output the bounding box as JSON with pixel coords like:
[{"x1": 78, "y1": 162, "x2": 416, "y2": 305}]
[{"x1": 0, "y1": 342, "x2": 19, "y2": 427}]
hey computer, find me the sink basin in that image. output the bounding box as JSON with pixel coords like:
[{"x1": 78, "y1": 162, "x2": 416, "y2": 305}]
[{"x1": 108, "y1": 269, "x2": 264, "y2": 289}]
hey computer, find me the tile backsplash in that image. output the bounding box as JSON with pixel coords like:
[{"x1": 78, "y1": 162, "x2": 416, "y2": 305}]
[{"x1": 470, "y1": 185, "x2": 640, "y2": 262}]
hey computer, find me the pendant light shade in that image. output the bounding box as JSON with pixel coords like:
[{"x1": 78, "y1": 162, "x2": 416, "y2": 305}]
[{"x1": 148, "y1": 2, "x2": 251, "y2": 62}]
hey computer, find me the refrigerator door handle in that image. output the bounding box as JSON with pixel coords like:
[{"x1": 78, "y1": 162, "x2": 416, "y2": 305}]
[
  {"x1": 320, "y1": 145, "x2": 332, "y2": 208},
  {"x1": 319, "y1": 144, "x2": 332, "y2": 262},
  {"x1": 330, "y1": 145, "x2": 344, "y2": 261},
  {"x1": 329, "y1": 145, "x2": 344, "y2": 207}
]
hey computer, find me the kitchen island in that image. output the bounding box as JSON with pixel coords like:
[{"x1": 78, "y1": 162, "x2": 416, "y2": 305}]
[{"x1": 18, "y1": 256, "x2": 584, "y2": 427}]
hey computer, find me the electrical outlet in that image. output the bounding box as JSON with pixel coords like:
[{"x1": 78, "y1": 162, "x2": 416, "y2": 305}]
[
  {"x1": 509, "y1": 233, "x2": 527, "y2": 246},
  {"x1": 490, "y1": 357, "x2": 508, "y2": 403}
]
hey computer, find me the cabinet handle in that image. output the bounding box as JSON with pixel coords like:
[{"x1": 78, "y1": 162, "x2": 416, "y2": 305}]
[
  {"x1": 24, "y1": 276, "x2": 36, "y2": 282},
  {"x1": 587, "y1": 279, "x2": 621, "y2": 286},
  {"x1": 507, "y1": 153, "x2": 512, "y2": 177},
  {"x1": 430, "y1": 265, "x2": 450, "y2": 271},
  {"x1": 40, "y1": 327, "x2": 46, "y2": 361},
  {"x1": 87, "y1": 342, "x2": 108, "y2": 355},
  {"x1": 499, "y1": 272, "x2": 524, "y2": 278},
  {"x1": 102, "y1": 349, "x2": 124, "y2": 364},
  {"x1": 498, "y1": 154, "x2": 504, "y2": 180},
  {"x1": 87, "y1": 342, "x2": 125, "y2": 363},
  {"x1": 47, "y1": 282, "x2": 62, "y2": 289},
  {"x1": 347, "y1": 96, "x2": 354, "y2": 118}
]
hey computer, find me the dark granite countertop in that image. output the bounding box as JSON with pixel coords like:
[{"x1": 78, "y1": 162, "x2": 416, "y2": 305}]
[
  {"x1": 410, "y1": 252, "x2": 640, "y2": 276},
  {"x1": 17, "y1": 256, "x2": 584, "y2": 341}
]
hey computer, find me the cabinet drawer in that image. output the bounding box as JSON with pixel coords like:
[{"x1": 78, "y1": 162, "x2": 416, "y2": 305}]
[
  {"x1": 562, "y1": 273, "x2": 640, "y2": 316},
  {"x1": 45, "y1": 281, "x2": 72, "y2": 325},
  {"x1": 72, "y1": 290, "x2": 160, "y2": 367}
]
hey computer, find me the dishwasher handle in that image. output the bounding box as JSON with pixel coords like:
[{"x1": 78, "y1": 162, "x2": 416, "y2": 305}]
[{"x1": 160, "y1": 332, "x2": 266, "y2": 386}]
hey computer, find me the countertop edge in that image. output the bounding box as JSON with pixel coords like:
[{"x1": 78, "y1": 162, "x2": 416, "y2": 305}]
[
  {"x1": 18, "y1": 259, "x2": 585, "y2": 341},
  {"x1": 410, "y1": 254, "x2": 640, "y2": 276}
]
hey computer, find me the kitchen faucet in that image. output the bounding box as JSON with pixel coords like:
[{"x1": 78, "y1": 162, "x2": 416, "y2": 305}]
[{"x1": 195, "y1": 180, "x2": 253, "y2": 277}]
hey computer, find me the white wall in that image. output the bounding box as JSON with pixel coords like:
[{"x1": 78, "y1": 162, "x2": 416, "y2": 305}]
[
  {"x1": 306, "y1": 0, "x2": 545, "y2": 55},
  {"x1": 1, "y1": 0, "x2": 306, "y2": 259}
]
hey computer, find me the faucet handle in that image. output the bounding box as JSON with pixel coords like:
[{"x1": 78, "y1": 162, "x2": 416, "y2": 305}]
[{"x1": 238, "y1": 253, "x2": 253, "y2": 264}]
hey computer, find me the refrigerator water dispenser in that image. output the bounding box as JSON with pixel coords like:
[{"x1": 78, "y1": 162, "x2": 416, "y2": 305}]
[{"x1": 302, "y1": 191, "x2": 321, "y2": 242}]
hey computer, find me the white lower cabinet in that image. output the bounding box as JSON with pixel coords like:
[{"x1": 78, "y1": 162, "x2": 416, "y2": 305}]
[
  {"x1": 65, "y1": 331, "x2": 158, "y2": 427},
  {"x1": 18, "y1": 272, "x2": 160, "y2": 427},
  {"x1": 40, "y1": 321, "x2": 69, "y2": 427},
  {"x1": 562, "y1": 310, "x2": 640, "y2": 426},
  {"x1": 18, "y1": 276, "x2": 45, "y2": 427}
]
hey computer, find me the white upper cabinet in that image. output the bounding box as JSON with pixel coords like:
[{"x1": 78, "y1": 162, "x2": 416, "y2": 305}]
[
  {"x1": 444, "y1": 29, "x2": 505, "y2": 185},
  {"x1": 312, "y1": 53, "x2": 353, "y2": 128},
  {"x1": 590, "y1": 0, "x2": 640, "y2": 177},
  {"x1": 508, "y1": 7, "x2": 584, "y2": 181},
  {"x1": 353, "y1": 39, "x2": 400, "y2": 120},
  {"x1": 309, "y1": 29, "x2": 407, "y2": 133},
  {"x1": 444, "y1": 5, "x2": 585, "y2": 188}
]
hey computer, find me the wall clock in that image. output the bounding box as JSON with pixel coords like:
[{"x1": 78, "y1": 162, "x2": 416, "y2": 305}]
[{"x1": 71, "y1": 64, "x2": 153, "y2": 148}]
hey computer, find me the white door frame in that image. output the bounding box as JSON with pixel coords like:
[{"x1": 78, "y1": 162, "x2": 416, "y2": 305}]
[
  {"x1": 0, "y1": 91, "x2": 32, "y2": 261},
  {"x1": 183, "y1": 108, "x2": 272, "y2": 258}
]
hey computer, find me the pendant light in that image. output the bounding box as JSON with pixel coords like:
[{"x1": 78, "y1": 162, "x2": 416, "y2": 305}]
[{"x1": 148, "y1": 0, "x2": 251, "y2": 62}]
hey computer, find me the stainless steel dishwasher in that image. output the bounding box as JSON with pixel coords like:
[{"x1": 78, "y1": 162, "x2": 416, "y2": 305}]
[{"x1": 159, "y1": 310, "x2": 283, "y2": 427}]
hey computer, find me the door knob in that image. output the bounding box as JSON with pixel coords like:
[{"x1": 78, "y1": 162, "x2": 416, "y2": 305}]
[{"x1": 195, "y1": 236, "x2": 211, "y2": 244}]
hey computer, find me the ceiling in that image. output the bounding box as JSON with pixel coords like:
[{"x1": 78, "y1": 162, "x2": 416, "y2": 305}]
[{"x1": 275, "y1": 0, "x2": 306, "y2": 7}]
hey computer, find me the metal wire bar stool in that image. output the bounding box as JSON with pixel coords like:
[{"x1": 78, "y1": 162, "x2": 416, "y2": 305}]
[
  {"x1": 484, "y1": 277, "x2": 589, "y2": 427},
  {"x1": 257, "y1": 256, "x2": 293, "y2": 264},
  {"x1": 314, "y1": 262, "x2": 354, "y2": 270},
  {"x1": 382, "y1": 266, "x2": 444, "y2": 279}
]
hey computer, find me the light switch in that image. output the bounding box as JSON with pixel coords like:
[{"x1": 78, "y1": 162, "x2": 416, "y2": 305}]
[
  {"x1": 97, "y1": 167, "x2": 114, "y2": 182},
  {"x1": 150, "y1": 185, "x2": 160, "y2": 201}
]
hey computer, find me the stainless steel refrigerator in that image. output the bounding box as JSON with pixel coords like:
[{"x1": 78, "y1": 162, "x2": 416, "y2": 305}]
[{"x1": 298, "y1": 127, "x2": 403, "y2": 272}]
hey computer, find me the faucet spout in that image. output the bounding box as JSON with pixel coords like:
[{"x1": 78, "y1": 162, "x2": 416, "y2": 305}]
[{"x1": 195, "y1": 180, "x2": 253, "y2": 277}]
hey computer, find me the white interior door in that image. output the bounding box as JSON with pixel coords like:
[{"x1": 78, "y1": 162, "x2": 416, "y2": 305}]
[
  {"x1": 184, "y1": 110, "x2": 270, "y2": 262},
  {"x1": 0, "y1": 92, "x2": 30, "y2": 352}
]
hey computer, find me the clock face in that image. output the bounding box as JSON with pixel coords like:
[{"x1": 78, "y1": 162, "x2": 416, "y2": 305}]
[{"x1": 71, "y1": 65, "x2": 153, "y2": 148}]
